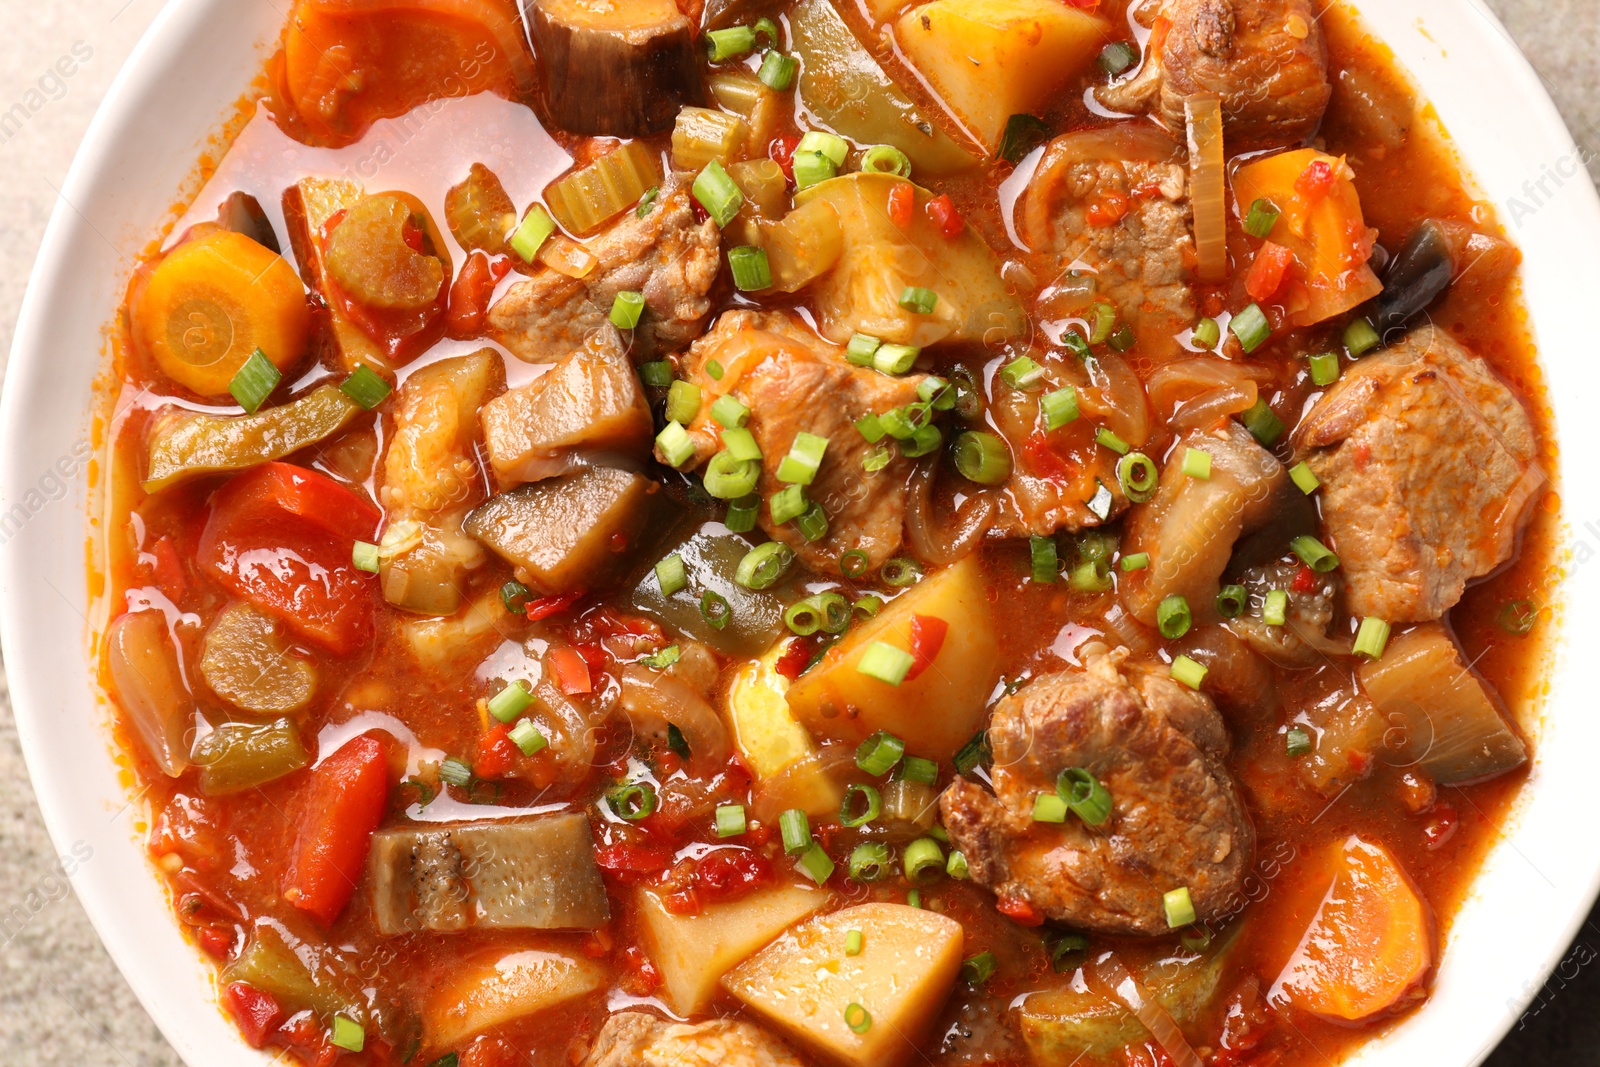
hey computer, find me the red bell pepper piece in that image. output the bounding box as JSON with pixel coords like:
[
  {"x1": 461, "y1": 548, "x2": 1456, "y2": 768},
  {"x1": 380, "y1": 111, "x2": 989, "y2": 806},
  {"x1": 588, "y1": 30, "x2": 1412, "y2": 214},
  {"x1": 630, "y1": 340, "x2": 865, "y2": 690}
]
[
  {"x1": 549, "y1": 646, "x2": 593, "y2": 694},
  {"x1": 887, "y1": 181, "x2": 915, "y2": 229},
  {"x1": 283, "y1": 734, "x2": 389, "y2": 927},
  {"x1": 222, "y1": 982, "x2": 284, "y2": 1049},
  {"x1": 926, "y1": 193, "x2": 966, "y2": 238},
  {"x1": 1245, "y1": 242, "x2": 1296, "y2": 302},
  {"x1": 905, "y1": 614, "x2": 949, "y2": 681},
  {"x1": 768, "y1": 134, "x2": 800, "y2": 183},
  {"x1": 198, "y1": 462, "x2": 381, "y2": 654}
]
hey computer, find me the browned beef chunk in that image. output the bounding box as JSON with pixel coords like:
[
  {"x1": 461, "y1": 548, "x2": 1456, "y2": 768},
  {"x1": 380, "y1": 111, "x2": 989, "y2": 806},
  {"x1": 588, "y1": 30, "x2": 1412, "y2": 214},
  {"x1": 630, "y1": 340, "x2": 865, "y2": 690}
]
[
  {"x1": 585, "y1": 1012, "x2": 804, "y2": 1067},
  {"x1": 1293, "y1": 325, "x2": 1541, "y2": 623},
  {"x1": 940, "y1": 646, "x2": 1253, "y2": 936},
  {"x1": 487, "y1": 187, "x2": 720, "y2": 362},
  {"x1": 659, "y1": 311, "x2": 926, "y2": 573},
  {"x1": 1097, "y1": 0, "x2": 1330, "y2": 152}
]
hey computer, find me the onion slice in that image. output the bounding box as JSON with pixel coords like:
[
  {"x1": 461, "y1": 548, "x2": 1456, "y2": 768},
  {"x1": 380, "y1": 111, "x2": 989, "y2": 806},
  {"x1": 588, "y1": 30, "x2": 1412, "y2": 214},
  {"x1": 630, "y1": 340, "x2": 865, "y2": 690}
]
[
  {"x1": 1094, "y1": 953, "x2": 1206, "y2": 1067},
  {"x1": 1185, "y1": 96, "x2": 1228, "y2": 284}
]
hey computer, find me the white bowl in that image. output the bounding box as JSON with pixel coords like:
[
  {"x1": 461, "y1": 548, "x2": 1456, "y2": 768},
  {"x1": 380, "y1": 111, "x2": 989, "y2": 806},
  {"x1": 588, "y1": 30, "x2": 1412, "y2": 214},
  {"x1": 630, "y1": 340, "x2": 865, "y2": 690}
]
[{"x1": 4, "y1": 1, "x2": 1599, "y2": 1064}]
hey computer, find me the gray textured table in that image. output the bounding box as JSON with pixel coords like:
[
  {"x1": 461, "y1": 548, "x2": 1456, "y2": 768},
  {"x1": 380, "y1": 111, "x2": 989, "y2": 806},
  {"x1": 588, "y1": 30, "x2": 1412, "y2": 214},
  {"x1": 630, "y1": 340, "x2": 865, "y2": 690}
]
[{"x1": 0, "y1": 1, "x2": 1595, "y2": 1064}]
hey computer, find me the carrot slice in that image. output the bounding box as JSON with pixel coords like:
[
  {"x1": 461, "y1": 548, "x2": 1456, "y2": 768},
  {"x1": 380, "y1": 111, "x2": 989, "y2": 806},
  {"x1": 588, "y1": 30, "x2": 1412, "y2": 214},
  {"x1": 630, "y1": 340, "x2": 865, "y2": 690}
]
[{"x1": 1270, "y1": 835, "x2": 1432, "y2": 1022}]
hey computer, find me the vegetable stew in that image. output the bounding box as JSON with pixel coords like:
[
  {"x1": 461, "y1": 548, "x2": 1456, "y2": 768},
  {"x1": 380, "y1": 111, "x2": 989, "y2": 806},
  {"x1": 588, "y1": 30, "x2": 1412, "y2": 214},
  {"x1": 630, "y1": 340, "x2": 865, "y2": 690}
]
[{"x1": 93, "y1": 0, "x2": 1561, "y2": 1065}]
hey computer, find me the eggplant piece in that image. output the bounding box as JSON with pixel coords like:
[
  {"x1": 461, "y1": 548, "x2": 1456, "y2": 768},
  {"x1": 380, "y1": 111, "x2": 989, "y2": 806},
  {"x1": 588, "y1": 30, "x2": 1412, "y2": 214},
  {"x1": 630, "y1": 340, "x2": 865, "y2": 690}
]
[
  {"x1": 626, "y1": 520, "x2": 795, "y2": 656},
  {"x1": 479, "y1": 327, "x2": 653, "y2": 488},
  {"x1": 526, "y1": 0, "x2": 703, "y2": 138},
  {"x1": 1359, "y1": 623, "x2": 1527, "y2": 785},
  {"x1": 200, "y1": 603, "x2": 317, "y2": 716},
  {"x1": 465, "y1": 466, "x2": 657, "y2": 593},
  {"x1": 143, "y1": 384, "x2": 362, "y2": 493},
  {"x1": 192, "y1": 718, "x2": 310, "y2": 795},
  {"x1": 368, "y1": 815, "x2": 610, "y2": 935},
  {"x1": 106, "y1": 610, "x2": 197, "y2": 777},
  {"x1": 1374, "y1": 220, "x2": 1454, "y2": 339},
  {"x1": 216, "y1": 191, "x2": 280, "y2": 255}
]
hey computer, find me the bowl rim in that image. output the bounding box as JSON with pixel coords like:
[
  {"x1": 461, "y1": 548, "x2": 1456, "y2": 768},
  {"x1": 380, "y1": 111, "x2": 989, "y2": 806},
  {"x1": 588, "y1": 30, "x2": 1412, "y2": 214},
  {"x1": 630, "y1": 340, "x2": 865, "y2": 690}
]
[{"x1": 5, "y1": 1, "x2": 1600, "y2": 1065}]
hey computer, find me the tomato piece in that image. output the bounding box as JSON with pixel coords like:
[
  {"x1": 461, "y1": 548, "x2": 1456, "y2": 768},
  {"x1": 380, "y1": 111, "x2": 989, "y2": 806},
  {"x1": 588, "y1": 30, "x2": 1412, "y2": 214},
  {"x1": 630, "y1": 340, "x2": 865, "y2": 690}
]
[
  {"x1": 223, "y1": 982, "x2": 285, "y2": 1049},
  {"x1": 695, "y1": 848, "x2": 774, "y2": 905},
  {"x1": 926, "y1": 193, "x2": 965, "y2": 238},
  {"x1": 526, "y1": 590, "x2": 584, "y2": 622},
  {"x1": 198, "y1": 462, "x2": 381, "y2": 654},
  {"x1": 446, "y1": 249, "x2": 510, "y2": 340},
  {"x1": 595, "y1": 843, "x2": 675, "y2": 885},
  {"x1": 776, "y1": 634, "x2": 823, "y2": 681},
  {"x1": 1086, "y1": 190, "x2": 1132, "y2": 227},
  {"x1": 1023, "y1": 432, "x2": 1076, "y2": 482},
  {"x1": 474, "y1": 721, "x2": 518, "y2": 779},
  {"x1": 1295, "y1": 158, "x2": 1336, "y2": 202},
  {"x1": 198, "y1": 925, "x2": 235, "y2": 959},
  {"x1": 887, "y1": 182, "x2": 915, "y2": 229},
  {"x1": 997, "y1": 894, "x2": 1045, "y2": 926},
  {"x1": 620, "y1": 945, "x2": 664, "y2": 996},
  {"x1": 905, "y1": 614, "x2": 949, "y2": 681},
  {"x1": 549, "y1": 646, "x2": 593, "y2": 694},
  {"x1": 283, "y1": 735, "x2": 389, "y2": 927},
  {"x1": 768, "y1": 135, "x2": 799, "y2": 183},
  {"x1": 1291, "y1": 565, "x2": 1319, "y2": 594},
  {"x1": 1246, "y1": 242, "x2": 1296, "y2": 302}
]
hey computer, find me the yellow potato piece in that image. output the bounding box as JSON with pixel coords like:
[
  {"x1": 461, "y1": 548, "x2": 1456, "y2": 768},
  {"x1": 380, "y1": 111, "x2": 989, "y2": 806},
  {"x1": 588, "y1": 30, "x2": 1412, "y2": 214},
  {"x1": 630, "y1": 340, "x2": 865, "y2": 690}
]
[
  {"x1": 421, "y1": 946, "x2": 606, "y2": 1049},
  {"x1": 728, "y1": 642, "x2": 816, "y2": 779},
  {"x1": 638, "y1": 883, "x2": 831, "y2": 1015},
  {"x1": 785, "y1": 554, "x2": 999, "y2": 759},
  {"x1": 723, "y1": 902, "x2": 964, "y2": 1067},
  {"x1": 896, "y1": 0, "x2": 1112, "y2": 151}
]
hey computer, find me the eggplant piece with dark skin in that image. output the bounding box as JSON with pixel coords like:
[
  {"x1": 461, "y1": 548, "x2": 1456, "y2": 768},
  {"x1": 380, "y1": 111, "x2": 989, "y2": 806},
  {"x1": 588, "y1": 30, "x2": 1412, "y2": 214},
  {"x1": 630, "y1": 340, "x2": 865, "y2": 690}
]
[
  {"x1": 525, "y1": 0, "x2": 705, "y2": 138},
  {"x1": 216, "y1": 191, "x2": 281, "y2": 255},
  {"x1": 1373, "y1": 220, "x2": 1454, "y2": 339}
]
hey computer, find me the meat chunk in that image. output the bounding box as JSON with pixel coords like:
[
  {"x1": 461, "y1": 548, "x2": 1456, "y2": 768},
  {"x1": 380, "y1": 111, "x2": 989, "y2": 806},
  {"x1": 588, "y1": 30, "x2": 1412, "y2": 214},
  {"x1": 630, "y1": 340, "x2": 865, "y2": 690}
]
[
  {"x1": 940, "y1": 645, "x2": 1253, "y2": 935},
  {"x1": 1024, "y1": 125, "x2": 1195, "y2": 343},
  {"x1": 585, "y1": 1012, "x2": 804, "y2": 1067},
  {"x1": 479, "y1": 326, "x2": 653, "y2": 487},
  {"x1": 663, "y1": 311, "x2": 926, "y2": 573},
  {"x1": 1293, "y1": 325, "x2": 1541, "y2": 622},
  {"x1": 488, "y1": 187, "x2": 720, "y2": 362},
  {"x1": 1097, "y1": 0, "x2": 1330, "y2": 152}
]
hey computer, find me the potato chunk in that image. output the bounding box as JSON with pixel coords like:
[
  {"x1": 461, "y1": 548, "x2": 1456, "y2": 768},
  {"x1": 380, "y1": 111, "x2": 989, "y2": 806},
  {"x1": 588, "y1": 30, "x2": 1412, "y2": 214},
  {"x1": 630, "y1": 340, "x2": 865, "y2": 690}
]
[
  {"x1": 723, "y1": 902, "x2": 964, "y2": 1067},
  {"x1": 420, "y1": 944, "x2": 607, "y2": 1049},
  {"x1": 638, "y1": 883, "x2": 829, "y2": 1014}
]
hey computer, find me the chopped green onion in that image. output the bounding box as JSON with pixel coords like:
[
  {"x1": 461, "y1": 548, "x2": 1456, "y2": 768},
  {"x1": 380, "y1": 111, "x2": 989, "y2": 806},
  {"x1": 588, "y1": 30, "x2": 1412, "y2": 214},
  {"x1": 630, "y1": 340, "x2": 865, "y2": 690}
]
[
  {"x1": 1042, "y1": 386, "x2": 1080, "y2": 430},
  {"x1": 947, "y1": 850, "x2": 969, "y2": 879},
  {"x1": 996, "y1": 113, "x2": 1050, "y2": 164},
  {"x1": 900, "y1": 423, "x2": 942, "y2": 458},
  {"x1": 795, "y1": 501, "x2": 830, "y2": 542},
  {"x1": 609, "y1": 290, "x2": 645, "y2": 330},
  {"x1": 705, "y1": 25, "x2": 756, "y2": 61},
  {"x1": 725, "y1": 493, "x2": 759, "y2": 533},
  {"x1": 877, "y1": 405, "x2": 921, "y2": 440},
  {"x1": 1156, "y1": 595, "x2": 1192, "y2": 640},
  {"x1": 607, "y1": 781, "x2": 658, "y2": 821},
  {"x1": 779, "y1": 808, "x2": 813, "y2": 853},
  {"x1": 907, "y1": 889, "x2": 921, "y2": 909},
  {"x1": 1500, "y1": 599, "x2": 1538, "y2": 636},
  {"x1": 439, "y1": 757, "x2": 473, "y2": 788},
  {"x1": 896, "y1": 755, "x2": 938, "y2": 786},
  {"x1": 1243, "y1": 197, "x2": 1281, "y2": 239},
  {"x1": 792, "y1": 150, "x2": 837, "y2": 190},
  {"x1": 1033, "y1": 792, "x2": 1069, "y2": 823},
  {"x1": 1064, "y1": 330, "x2": 1092, "y2": 365},
  {"x1": 752, "y1": 18, "x2": 781, "y2": 48},
  {"x1": 853, "y1": 594, "x2": 882, "y2": 618},
  {"x1": 1116, "y1": 452, "x2": 1158, "y2": 502},
  {"x1": 640, "y1": 360, "x2": 673, "y2": 388},
  {"x1": 903, "y1": 837, "x2": 944, "y2": 882},
  {"x1": 500, "y1": 580, "x2": 531, "y2": 613},
  {"x1": 1121, "y1": 552, "x2": 1150, "y2": 571},
  {"x1": 847, "y1": 333, "x2": 883, "y2": 366},
  {"x1": 848, "y1": 842, "x2": 890, "y2": 882},
  {"x1": 1263, "y1": 589, "x2": 1288, "y2": 627},
  {"x1": 352, "y1": 541, "x2": 380, "y2": 574},
  {"x1": 796, "y1": 843, "x2": 835, "y2": 884},
  {"x1": 1344, "y1": 316, "x2": 1381, "y2": 356},
  {"x1": 1050, "y1": 933, "x2": 1089, "y2": 971},
  {"x1": 705, "y1": 451, "x2": 760, "y2": 499},
  {"x1": 858, "y1": 641, "x2": 914, "y2": 685},
  {"x1": 716, "y1": 803, "x2": 747, "y2": 838},
  {"x1": 1231, "y1": 303, "x2": 1271, "y2": 353},
  {"x1": 1309, "y1": 351, "x2": 1341, "y2": 387},
  {"x1": 899, "y1": 286, "x2": 939, "y2": 314},
  {"x1": 1095, "y1": 427, "x2": 1130, "y2": 455},
  {"x1": 855, "y1": 413, "x2": 886, "y2": 443},
  {"x1": 1163, "y1": 886, "x2": 1196, "y2": 928},
  {"x1": 777, "y1": 431, "x2": 828, "y2": 484},
  {"x1": 1286, "y1": 727, "x2": 1313, "y2": 758},
  {"x1": 655, "y1": 422, "x2": 695, "y2": 468},
  {"x1": 860, "y1": 144, "x2": 912, "y2": 177},
  {"x1": 797, "y1": 130, "x2": 849, "y2": 165},
  {"x1": 769, "y1": 484, "x2": 807, "y2": 525},
  {"x1": 862, "y1": 444, "x2": 893, "y2": 472},
  {"x1": 1057, "y1": 767, "x2": 1112, "y2": 826},
  {"x1": 873, "y1": 343, "x2": 920, "y2": 375},
  {"x1": 692, "y1": 160, "x2": 744, "y2": 227},
  {"x1": 818, "y1": 591, "x2": 853, "y2": 633},
  {"x1": 666, "y1": 379, "x2": 702, "y2": 424},
  {"x1": 840, "y1": 549, "x2": 871, "y2": 579},
  {"x1": 636, "y1": 186, "x2": 661, "y2": 218},
  {"x1": 728, "y1": 246, "x2": 771, "y2": 291},
  {"x1": 845, "y1": 929, "x2": 865, "y2": 955},
  {"x1": 1001, "y1": 355, "x2": 1046, "y2": 390},
  {"x1": 1170, "y1": 655, "x2": 1207, "y2": 690},
  {"x1": 1216, "y1": 585, "x2": 1247, "y2": 618},
  {"x1": 330, "y1": 1016, "x2": 364, "y2": 1053},
  {"x1": 1088, "y1": 302, "x2": 1118, "y2": 345},
  {"x1": 711, "y1": 393, "x2": 750, "y2": 428},
  {"x1": 1289, "y1": 461, "x2": 1320, "y2": 494},
  {"x1": 1030, "y1": 536, "x2": 1059, "y2": 584},
  {"x1": 721, "y1": 426, "x2": 762, "y2": 462},
  {"x1": 639, "y1": 644, "x2": 681, "y2": 670},
  {"x1": 856, "y1": 731, "x2": 906, "y2": 775},
  {"x1": 1290, "y1": 534, "x2": 1339, "y2": 573},
  {"x1": 954, "y1": 432, "x2": 1012, "y2": 485},
  {"x1": 509, "y1": 204, "x2": 556, "y2": 262},
  {"x1": 508, "y1": 718, "x2": 547, "y2": 756},
  {"x1": 784, "y1": 597, "x2": 824, "y2": 637},
  {"x1": 1109, "y1": 324, "x2": 1137, "y2": 352},
  {"x1": 700, "y1": 590, "x2": 732, "y2": 630},
  {"x1": 954, "y1": 732, "x2": 989, "y2": 775},
  {"x1": 1182, "y1": 448, "x2": 1212, "y2": 480},
  {"x1": 1354, "y1": 617, "x2": 1391, "y2": 659},
  {"x1": 229, "y1": 350, "x2": 281, "y2": 414},
  {"x1": 1240, "y1": 399, "x2": 1285, "y2": 447},
  {"x1": 339, "y1": 365, "x2": 391, "y2": 409},
  {"x1": 487, "y1": 680, "x2": 532, "y2": 723},
  {"x1": 1192, "y1": 317, "x2": 1221, "y2": 350},
  {"x1": 735, "y1": 541, "x2": 794, "y2": 590},
  {"x1": 1098, "y1": 39, "x2": 1138, "y2": 75},
  {"x1": 881, "y1": 557, "x2": 923, "y2": 586},
  {"x1": 757, "y1": 49, "x2": 798, "y2": 91},
  {"x1": 667, "y1": 724, "x2": 690, "y2": 760},
  {"x1": 1181, "y1": 926, "x2": 1213, "y2": 953},
  {"x1": 961, "y1": 950, "x2": 998, "y2": 985},
  {"x1": 840, "y1": 784, "x2": 883, "y2": 828},
  {"x1": 844, "y1": 1002, "x2": 872, "y2": 1035}
]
